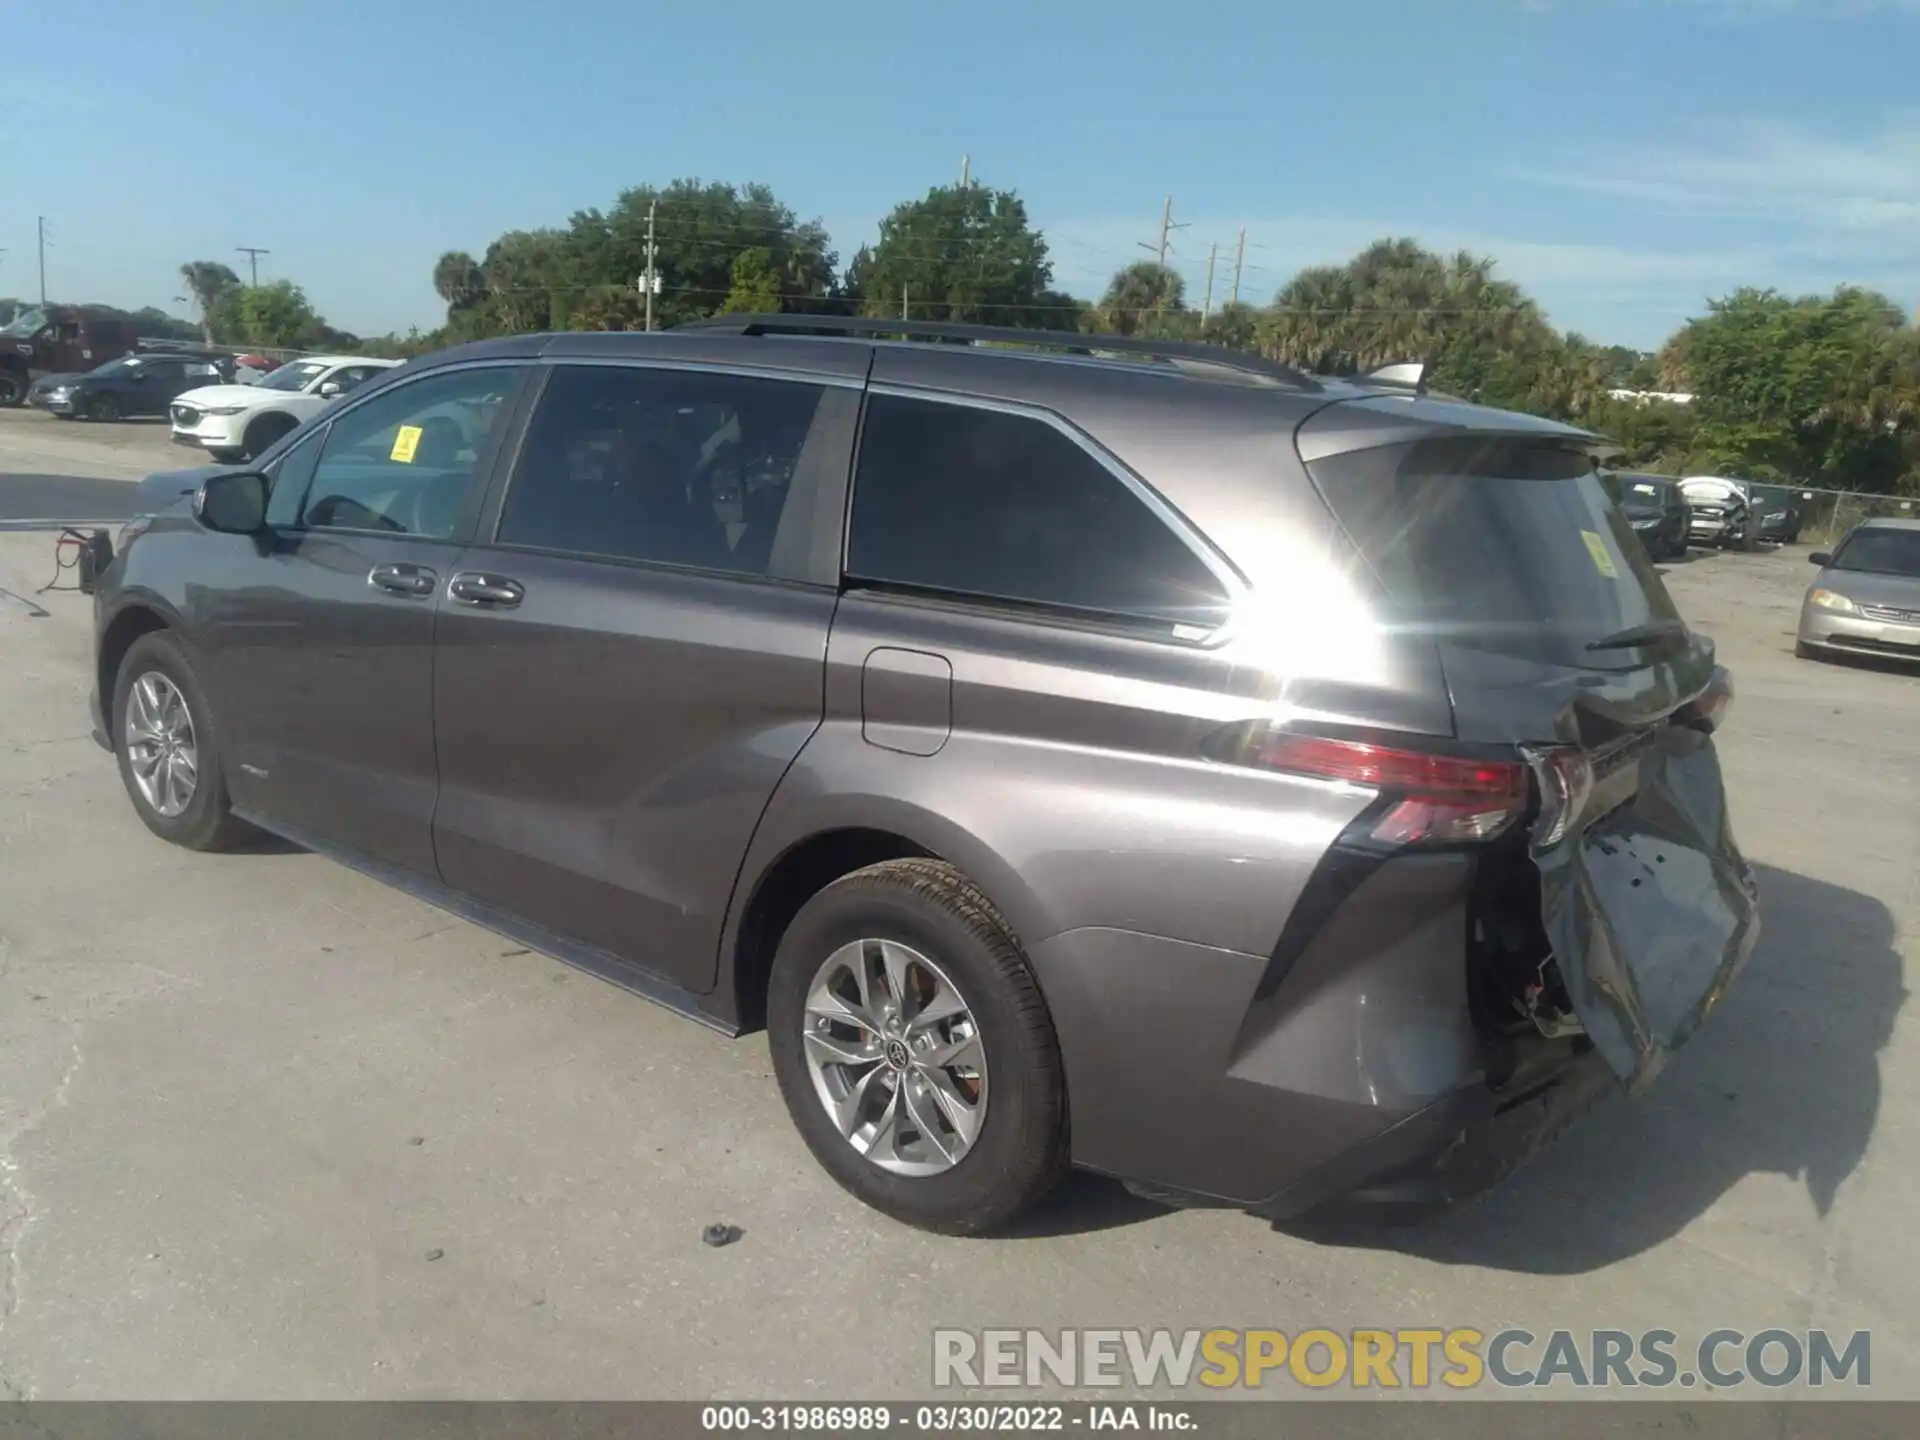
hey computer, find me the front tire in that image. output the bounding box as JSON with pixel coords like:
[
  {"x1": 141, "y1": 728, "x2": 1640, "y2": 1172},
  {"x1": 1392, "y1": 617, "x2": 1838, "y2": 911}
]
[
  {"x1": 767, "y1": 859, "x2": 1069, "y2": 1234},
  {"x1": 207, "y1": 448, "x2": 246, "y2": 466},
  {"x1": 89, "y1": 393, "x2": 122, "y2": 422},
  {"x1": 241, "y1": 413, "x2": 296, "y2": 460},
  {"x1": 112, "y1": 631, "x2": 253, "y2": 851}
]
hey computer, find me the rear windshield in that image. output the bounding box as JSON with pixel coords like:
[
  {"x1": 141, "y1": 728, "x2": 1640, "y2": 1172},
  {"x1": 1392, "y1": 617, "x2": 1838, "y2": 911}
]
[
  {"x1": 1309, "y1": 437, "x2": 1682, "y2": 667},
  {"x1": 1832, "y1": 528, "x2": 1920, "y2": 577}
]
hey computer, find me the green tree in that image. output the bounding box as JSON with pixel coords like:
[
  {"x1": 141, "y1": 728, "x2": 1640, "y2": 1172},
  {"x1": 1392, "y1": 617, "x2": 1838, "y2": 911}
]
[
  {"x1": 856, "y1": 182, "x2": 1054, "y2": 326},
  {"x1": 432, "y1": 250, "x2": 488, "y2": 311},
  {"x1": 1258, "y1": 239, "x2": 1555, "y2": 411},
  {"x1": 1098, "y1": 262, "x2": 1186, "y2": 336},
  {"x1": 721, "y1": 248, "x2": 785, "y2": 313},
  {"x1": 235, "y1": 280, "x2": 322, "y2": 349},
  {"x1": 568, "y1": 285, "x2": 646, "y2": 331},
  {"x1": 179, "y1": 260, "x2": 242, "y2": 343},
  {"x1": 567, "y1": 179, "x2": 836, "y2": 327},
  {"x1": 1672, "y1": 287, "x2": 1915, "y2": 491}
]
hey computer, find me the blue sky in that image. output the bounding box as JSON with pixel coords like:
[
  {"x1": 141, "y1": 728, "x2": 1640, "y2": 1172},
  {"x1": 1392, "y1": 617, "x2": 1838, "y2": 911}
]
[{"x1": 5, "y1": 0, "x2": 1916, "y2": 349}]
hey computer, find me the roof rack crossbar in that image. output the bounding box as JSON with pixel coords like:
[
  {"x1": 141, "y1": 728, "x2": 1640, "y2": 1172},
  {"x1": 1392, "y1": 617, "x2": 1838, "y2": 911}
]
[{"x1": 672, "y1": 314, "x2": 1319, "y2": 390}]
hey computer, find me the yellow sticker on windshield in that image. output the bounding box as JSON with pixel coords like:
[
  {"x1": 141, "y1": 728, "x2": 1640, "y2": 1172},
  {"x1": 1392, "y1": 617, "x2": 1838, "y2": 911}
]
[
  {"x1": 390, "y1": 425, "x2": 422, "y2": 464},
  {"x1": 1581, "y1": 528, "x2": 1620, "y2": 578}
]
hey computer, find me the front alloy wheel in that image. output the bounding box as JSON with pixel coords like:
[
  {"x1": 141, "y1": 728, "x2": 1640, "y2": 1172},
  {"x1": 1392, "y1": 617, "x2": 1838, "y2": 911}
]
[
  {"x1": 801, "y1": 939, "x2": 988, "y2": 1176},
  {"x1": 124, "y1": 670, "x2": 198, "y2": 817}
]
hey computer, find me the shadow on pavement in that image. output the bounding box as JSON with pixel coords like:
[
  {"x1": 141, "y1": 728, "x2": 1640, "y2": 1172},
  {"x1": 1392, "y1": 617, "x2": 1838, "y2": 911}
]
[
  {"x1": 993, "y1": 1170, "x2": 1171, "y2": 1240},
  {"x1": 1319, "y1": 861, "x2": 1904, "y2": 1273}
]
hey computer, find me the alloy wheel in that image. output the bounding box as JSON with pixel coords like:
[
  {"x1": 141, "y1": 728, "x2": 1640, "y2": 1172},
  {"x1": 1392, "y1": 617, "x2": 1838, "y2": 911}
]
[
  {"x1": 124, "y1": 671, "x2": 198, "y2": 818},
  {"x1": 800, "y1": 938, "x2": 989, "y2": 1178}
]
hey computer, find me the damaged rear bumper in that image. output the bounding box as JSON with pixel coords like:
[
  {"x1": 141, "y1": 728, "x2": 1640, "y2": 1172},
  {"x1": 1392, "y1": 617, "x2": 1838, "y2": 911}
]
[{"x1": 1254, "y1": 1043, "x2": 1615, "y2": 1224}]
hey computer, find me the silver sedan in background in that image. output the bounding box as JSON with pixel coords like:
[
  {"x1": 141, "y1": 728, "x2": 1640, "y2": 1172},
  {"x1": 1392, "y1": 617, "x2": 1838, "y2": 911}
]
[{"x1": 1797, "y1": 518, "x2": 1920, "y2": 664}]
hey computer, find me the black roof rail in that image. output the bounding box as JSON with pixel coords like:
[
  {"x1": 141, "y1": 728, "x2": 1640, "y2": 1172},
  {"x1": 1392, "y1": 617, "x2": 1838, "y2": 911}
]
[{"x1": 672, "y1": 313, "x2": 1322, "y2": 391}]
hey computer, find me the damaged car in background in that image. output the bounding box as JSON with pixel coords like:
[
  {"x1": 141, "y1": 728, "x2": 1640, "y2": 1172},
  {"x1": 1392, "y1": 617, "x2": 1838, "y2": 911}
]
[{"x1": 83, "y1": 319, "x2": 1760, "y2": 1234}]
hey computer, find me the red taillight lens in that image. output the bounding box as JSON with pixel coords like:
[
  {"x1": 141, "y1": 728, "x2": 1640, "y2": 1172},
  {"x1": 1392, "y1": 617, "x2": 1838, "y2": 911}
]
[
  {"x1": 1675, "y1": 666, "x2": 1733, "y2": 734},
  {"x1": 1248, "y1": 733, "x2": 1529, "y2": 846}
]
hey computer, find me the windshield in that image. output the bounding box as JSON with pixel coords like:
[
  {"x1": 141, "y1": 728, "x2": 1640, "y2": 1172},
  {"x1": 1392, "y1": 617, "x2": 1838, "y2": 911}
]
[
  {"x1": 257, "y1": 360, "x2": 330, "y2": 393},
  {"x1": 1831, "y1": 528, "x2": 1920, "y2": 578},
  {"x1": 1619, "y1": 477, "x2": 1672, "y2": 509},
  {"x1": 1312, "y1": 436, "x2": 1681, "y2": 667},
  {"x1": 1, "y1": 306, "x2": 48, "y2": 339},
  {"x1": 87, "y1": 357, "x2": 138, "y2": 378}
]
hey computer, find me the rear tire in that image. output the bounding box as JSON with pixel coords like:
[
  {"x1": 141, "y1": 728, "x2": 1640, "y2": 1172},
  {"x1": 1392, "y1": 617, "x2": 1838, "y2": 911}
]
[
  {"x1": 111, "y1": 631, "x2": 254, "y2": 852},
  {"x1": 767, "y1": 858, "x2": 1069, "y2": 1234},
  {"x1": 241, "y1": 413, "x2": 296, "y2": 461}
]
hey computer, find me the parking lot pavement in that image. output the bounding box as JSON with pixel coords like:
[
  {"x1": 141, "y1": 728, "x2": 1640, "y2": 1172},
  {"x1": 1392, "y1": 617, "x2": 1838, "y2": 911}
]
[
  {"x1": 0, "y1": 529, "x2": 1915, "y2": 1401},
  {"x1": 0, "y1": 408, "x2": 186, "y2": 484}
]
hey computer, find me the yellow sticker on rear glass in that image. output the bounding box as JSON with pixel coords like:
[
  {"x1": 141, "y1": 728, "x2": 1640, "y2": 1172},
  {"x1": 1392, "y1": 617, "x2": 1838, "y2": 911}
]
[
  {"x1": 1581, "y1": 528, "x2": 1619, "y2": 578},
  {"x1": 390, "y1": 425, "x2": 423, "y2": 464}
]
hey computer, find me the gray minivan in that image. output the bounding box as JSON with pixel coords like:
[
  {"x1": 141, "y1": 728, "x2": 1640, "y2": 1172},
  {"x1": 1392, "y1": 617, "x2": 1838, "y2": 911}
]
[{"x1": 88, "y1": 317, "x2": 1758, "y2": 1234}]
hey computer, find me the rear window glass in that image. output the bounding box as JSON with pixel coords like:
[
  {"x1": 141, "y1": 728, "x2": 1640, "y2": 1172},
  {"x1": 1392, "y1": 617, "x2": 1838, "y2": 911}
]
[{"x1": 1309, "y1": 437, "x2": 1682, "y2": 666}]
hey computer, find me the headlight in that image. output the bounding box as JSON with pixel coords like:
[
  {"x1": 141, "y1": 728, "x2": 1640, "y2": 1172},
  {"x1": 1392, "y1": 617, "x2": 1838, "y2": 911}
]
[
  {"x1": 47, "y1": 386, "x2": 71, "y2": 399},
  {"x1": 1808, "y1": 588, "x2": 1857, "y2": 613},
  {"x1": 1631, "y1": 517, "x2": 1659, "y2": 528},
  {"x1": 1765, "y1": 511, "x2": 1786, "y2": 522},
  {"x1": 203, "y1": 404, "x2": 250, "y2": 417}
]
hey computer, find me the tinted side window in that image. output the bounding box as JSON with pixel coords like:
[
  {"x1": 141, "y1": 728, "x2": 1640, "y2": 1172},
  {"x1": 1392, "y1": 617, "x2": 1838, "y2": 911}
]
[
  {"x1": 496, "y1": 364, "x2": 827, "y2": 576},
  {"x1": 301, "y1": 366, "x2": 523, "y2": 539},
  {"x1": 847, "y1": 394, "x2": 1231, "y2": 630}
]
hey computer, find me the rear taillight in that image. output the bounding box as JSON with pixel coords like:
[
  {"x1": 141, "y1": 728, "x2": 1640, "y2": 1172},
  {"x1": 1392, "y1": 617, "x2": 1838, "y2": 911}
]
[
  {"x1": 1243, "y1": 733, "x2": 1529, "y2": 846},
  {"x1": 1522, "y1": 746, "x2": 1594, "y2": 849},
  {"x1": 1675, "y1": 666, "x2": 1733, "y2": 734}
]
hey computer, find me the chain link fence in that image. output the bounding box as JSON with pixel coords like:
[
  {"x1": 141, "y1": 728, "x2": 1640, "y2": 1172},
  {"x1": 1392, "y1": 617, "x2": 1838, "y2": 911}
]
[{"x1": 1773, "y1": 486, "x2": 1920, "y2": 548}]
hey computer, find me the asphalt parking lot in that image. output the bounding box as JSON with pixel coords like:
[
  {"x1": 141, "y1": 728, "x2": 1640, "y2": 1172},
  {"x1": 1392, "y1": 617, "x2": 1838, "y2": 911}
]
[{"x1": 1, "y1": 417, "x2": 1917, "y2": 1401}]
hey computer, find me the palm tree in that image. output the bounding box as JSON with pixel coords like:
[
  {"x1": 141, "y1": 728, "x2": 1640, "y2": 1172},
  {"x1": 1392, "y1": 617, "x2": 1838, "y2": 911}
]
[
  {"x1": 179, "y1": 260, "x2": 241, "y2": 343},
  {"x1": 1099, "y1": 262, "x2": 1185, "y2": 335},
  {"x1": 432, "y1": 251, "x2": 487, "y2": 311}
]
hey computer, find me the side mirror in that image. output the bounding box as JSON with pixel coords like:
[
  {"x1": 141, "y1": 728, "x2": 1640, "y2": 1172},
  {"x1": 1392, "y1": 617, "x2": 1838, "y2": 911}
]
[
  {"x1": 1808, "y1": 552, "x2": 1832, "y2": 567},
  {"x1": 318, "y1": 381, "x2": 342, "y2": 398},
  {"x1": 194, "y1": 471, "x2": 269, "y2": 534}
]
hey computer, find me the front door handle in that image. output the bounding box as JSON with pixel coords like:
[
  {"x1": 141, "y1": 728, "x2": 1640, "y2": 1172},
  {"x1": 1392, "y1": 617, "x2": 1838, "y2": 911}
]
[
  {"x1": 447, "y1": 571, "x2": 525, "y2": 608},
  {"x1": 368, "y1": 562, "x2": 437, "y2": 597}
]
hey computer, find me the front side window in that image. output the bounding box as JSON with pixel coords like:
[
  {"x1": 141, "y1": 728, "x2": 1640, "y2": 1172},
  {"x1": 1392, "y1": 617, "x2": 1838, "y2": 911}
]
[
  {"x1": 299, "y1": 366, "x2": 523, "y2": 539},
  {"x1": 496, "y1": 363, "x2": 828, "y2": 576},
  {"x1": 325, "y1": 365, "x2": 384, "y2": 395},
  {"x1": 846, "y1": 393, "x2": 1232, "y2": 632}
]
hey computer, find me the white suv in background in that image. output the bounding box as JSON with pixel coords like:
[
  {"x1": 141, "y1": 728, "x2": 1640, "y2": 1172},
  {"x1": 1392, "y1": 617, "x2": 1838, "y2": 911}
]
[{"x1": 170, "y1": 355, "x2": 400, "y2": 462}]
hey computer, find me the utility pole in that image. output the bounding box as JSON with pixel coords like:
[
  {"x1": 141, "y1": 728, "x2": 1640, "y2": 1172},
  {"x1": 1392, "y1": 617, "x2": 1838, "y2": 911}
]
[
  {"x1": 1138, "y1": 196, "x2": 1187, "y2": 269},
  {"x1": 1230, "y1": 227, "x2": 1246, "y2": 307},
  {"x1": 37, "y1": 217, "x2": 49, "y2": 305},
  {"x1": 236, "y1": 246, "x2": 270, "y2": 286},
  {"x1": 960, "y1": 154, "x2": 970, "y2": 187},
  {"x1": 1201, "y1": 242, "x2": 1217, "y2": 327},
  {"x1": 902, "y1": 285, "x2": 910, "y2": 320},
  {"x1": 642, "y1": 199, "x2": 658, "y2": 331}
]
